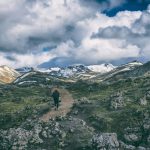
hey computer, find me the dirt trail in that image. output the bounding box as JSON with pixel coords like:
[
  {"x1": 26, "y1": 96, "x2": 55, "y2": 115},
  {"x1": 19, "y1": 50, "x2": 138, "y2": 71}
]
[{"x1": 40, "y1": 88, "x2": 74, "y2": 122}]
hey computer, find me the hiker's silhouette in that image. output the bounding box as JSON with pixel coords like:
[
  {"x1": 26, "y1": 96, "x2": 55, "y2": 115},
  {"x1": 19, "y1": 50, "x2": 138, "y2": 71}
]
[{"x1": 51, "y1": 89, "x2": 60, "y2": 110}]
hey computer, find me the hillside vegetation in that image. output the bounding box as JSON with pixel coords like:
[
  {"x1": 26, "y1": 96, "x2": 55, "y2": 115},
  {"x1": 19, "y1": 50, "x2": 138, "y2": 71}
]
[{"x1": 0, "y1": 62, "x2": 150, "y2": 150}]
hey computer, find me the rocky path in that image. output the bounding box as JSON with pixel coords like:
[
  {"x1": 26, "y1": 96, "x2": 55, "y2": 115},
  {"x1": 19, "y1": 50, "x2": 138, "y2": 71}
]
[{"x1": 40, "y1": 88, "x2": 74, "y2": 122}]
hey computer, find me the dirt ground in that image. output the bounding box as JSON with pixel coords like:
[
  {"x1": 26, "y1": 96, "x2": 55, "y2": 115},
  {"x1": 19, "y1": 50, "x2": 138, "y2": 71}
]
[{"x1": 40, "y1": 88, "x2": 74, "y2": 122}]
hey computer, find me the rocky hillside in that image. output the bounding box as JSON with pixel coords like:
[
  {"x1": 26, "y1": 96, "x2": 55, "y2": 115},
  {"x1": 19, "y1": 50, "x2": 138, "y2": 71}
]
[{"x1": 0, "y1": 65, "x2": 20, "y2": 84}]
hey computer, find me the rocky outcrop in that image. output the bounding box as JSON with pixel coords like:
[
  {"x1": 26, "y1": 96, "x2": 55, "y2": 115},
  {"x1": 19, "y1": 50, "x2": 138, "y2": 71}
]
[
  {"x1": 140, "y1": 97, "x2": 147, "y2": 105},
  {"x1": 0, "y1": 119, "x2": 61, "y2": 150},
  {"x1": 124, "y1": 133, "x2": 142, "y2": 143},
  {"x1": 110, "y1": 92, "x2": 126, "y2": 110},
  {"x1": 0, "y1": 122, "x2": 44, "y2": 150},
  {"x1": 0, "y1": 116, "x2": 95, "y2": 150},
  {"x1": 146, "y1": 91, "x2": 150, "y2": 99},
  {"x1": 78, "y1": 97, "x2": 92, "y2": 104},
  {"x1": 119, "y1": 141, "x2": 136, "y2": 150},
  {"x1": 91, "y1": 133, "x2": 119, "y2": 150}
]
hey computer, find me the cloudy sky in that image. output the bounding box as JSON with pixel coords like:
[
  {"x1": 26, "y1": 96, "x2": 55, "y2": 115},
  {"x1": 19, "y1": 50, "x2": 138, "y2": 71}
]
[{"x1": 0, "y1": 0, "x2": 150, "y2": 68}]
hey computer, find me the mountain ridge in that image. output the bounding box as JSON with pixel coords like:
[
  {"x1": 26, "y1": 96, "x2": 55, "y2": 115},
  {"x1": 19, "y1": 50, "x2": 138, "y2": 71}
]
[{"x1": 0, "y1": 65, "x2": 20, "y2": 84}]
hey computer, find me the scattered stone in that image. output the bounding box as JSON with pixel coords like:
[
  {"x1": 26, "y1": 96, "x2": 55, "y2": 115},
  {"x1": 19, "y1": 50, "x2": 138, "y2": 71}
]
[
  {"x1": 137, "y1": 146, "x2": 146, "y2": 150},
  {"x1": 42, "y1": 130, "x2": 47, "y2": 138},
  {"x1": 91, "y1": 133, "x2": 119, "y2": 150},
  {"x1": 140, "y1": 97, "x2": 147, "y2": 105},
  {"x1": 146, "y1": 91, "x2": 150, "y2": 99},
  {"x1": 59, "y1": 141, "x2": 65, "y2": 148},
  {"x1": 73, "y1": 110, "x2": 78, "y2": 115},
  {"x1": 147, "y1": 135, "x2": 150, "y2": 145},
  {"x1": 68, "y1": 116, "x2": 73, "y2": 121},
  {"x1": 79, "y1": 97, "x2": 92, "y2": 104},
  {"x1": 124, "y1": 127, "x2": 142, "y2": 143},
  {"x1": 124, "y1": 133, "x2": 141, "y2": 143},
  {"x1": 69, "y1": 128, "x2": 74, "y2": 133},
  {"x1": 119, "y1": 141, "x2": 136, "y2": 150},
  {"x1": 110, "y1": 92, "x2": 126, "y2": 110}
]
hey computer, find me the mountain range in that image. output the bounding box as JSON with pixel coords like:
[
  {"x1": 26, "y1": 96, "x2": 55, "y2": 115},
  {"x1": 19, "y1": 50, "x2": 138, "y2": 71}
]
[{"x1": 0, "y1": 61, "x2": 145, "y2": 84}]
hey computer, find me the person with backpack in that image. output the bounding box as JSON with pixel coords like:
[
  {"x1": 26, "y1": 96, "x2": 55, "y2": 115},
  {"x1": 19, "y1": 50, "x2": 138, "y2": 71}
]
[{"x1": 51, "y1": 89, "x2": 60, "y2": 110}]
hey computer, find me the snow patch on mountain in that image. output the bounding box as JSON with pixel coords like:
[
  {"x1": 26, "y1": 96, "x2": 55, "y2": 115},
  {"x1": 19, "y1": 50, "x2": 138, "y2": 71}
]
[
  {"x1": 55, "y1": 64, "x2": 90, "y2": 78},
  {"x1": 113, "y1": 61, "x2": 143, "y2": 74},
  {"x1": 87, "y1": 64, "x2": 116, "y2": 73},
  {"x1": 38, "y1": 64, "x2": 116, "y2": 78},
  {"x1": 39, "y1": 67, "x2": 61, "y2": 73}
]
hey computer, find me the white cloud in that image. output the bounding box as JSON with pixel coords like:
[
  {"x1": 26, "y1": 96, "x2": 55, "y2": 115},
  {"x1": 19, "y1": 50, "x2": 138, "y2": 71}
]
[
  {"x1": 0, "y1": 51, "x2": 55, "y2": 68},
  {"x1": 92, "y1": 7, "x2": 150, "y2": 60},
  {"x1": 47, "y1": 11, "x2": 142, "y2": 65},
  {"x1": 0, "y1": 0, "x2": 93, "y2": 52},
  {"x1": 77, "y1": 38, "x2": 140, "y2": 63},
  {"x1": 0, "y1": 1, "x2": 149, "y2": 67}
]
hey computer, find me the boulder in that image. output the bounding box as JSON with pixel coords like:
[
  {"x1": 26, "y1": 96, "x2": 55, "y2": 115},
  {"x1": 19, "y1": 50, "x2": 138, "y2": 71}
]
[
  {"x1": 140, "y1": 97, "x2": 147, "y2": 105},
  {"x1": 78, "y1": 97, "x2": 92, "y2": 104},
  {"x1": 119, "y1": 141, "x2": 136, "y2": 150},
  {"x1": 124, "y1": 133, "x2": 141, "y2": 143},
  {"x1": 91, "y1": 133, "x2": 119, "y2": 150},
  {"x1": 110, "y1": 92, "x2": 126, "y2": 110},
  {"x1": 147, "y1": 134, "x2": 150, "y2": 145},
  {"x1": 137, "y1": 146, "x2": 146, "y2": 150}
]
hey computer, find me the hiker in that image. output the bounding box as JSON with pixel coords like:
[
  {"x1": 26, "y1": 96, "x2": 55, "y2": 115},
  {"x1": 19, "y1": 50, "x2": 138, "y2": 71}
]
[{"x1": 51, "y1": 89, "x2": 60, "y2": 110}]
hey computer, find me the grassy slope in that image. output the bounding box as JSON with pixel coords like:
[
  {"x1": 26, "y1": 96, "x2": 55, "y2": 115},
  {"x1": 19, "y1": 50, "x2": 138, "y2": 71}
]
[
  {"x1": 68, "y1": 76, "x2": 150, "y2": 147},
  {"x1": 0, "y1": 72, "x2": 55, "y2": 129},
  {"x1": 0, "y1": 72, "x2": 73, "y2": 129}
]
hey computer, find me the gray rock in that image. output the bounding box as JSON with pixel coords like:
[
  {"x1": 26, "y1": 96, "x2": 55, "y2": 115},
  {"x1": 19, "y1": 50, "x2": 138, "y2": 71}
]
[
  {"x1": 140, "y1": 97, "x2": 147, "y2": 105},
  {"x1": 147, "y1": 135, "x2": 150, "y2": 145},
  {"x1": 146, "y1": 91, "x2": 150, "y2": 99},
  {"x1": 91, "y1": 133, "x2": 119, "y2": 150},
  {"x1": 143, "y1": 112, "x2": 150, "y2": 130},
  {"x1": 69, "y1": 128, "x2": 74, "y2": 133},
  {"x1": 124, "y1": 133, "x2": 141, "y2": 142},
  {"x1": 79, "y1": 97, "x2": 92, "y2": 104},
  {"x1": 42, "y1": 130, "x2": 47, "y2": 138},
  {"x1": 80, "y1": 119, "x2": 86, "y2": 126},
  {"x1": 110, "y1": 92, "x2": 126, "y2": 110},
  {"x1": 119, "y1": 141, "x2": 136, "y2": 150},
  {"x1": 73, "y1": 110, "x2": 78, "y2": 115},
  {"x1": 137, "y1": 146, "x2": 146, "y2": 150}
]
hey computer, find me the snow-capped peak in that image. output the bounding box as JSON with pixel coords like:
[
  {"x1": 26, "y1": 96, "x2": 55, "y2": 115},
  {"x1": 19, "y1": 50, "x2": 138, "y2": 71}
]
[
  {"x1": 58, "y1": 64, "x2": 90, "y2": 77},
  {"x1": 38, "y1": 63, "x2": 116, "y2": 78},
  {"x1": 87, "y1": 63, "x2": 116, "y2": 73}
]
